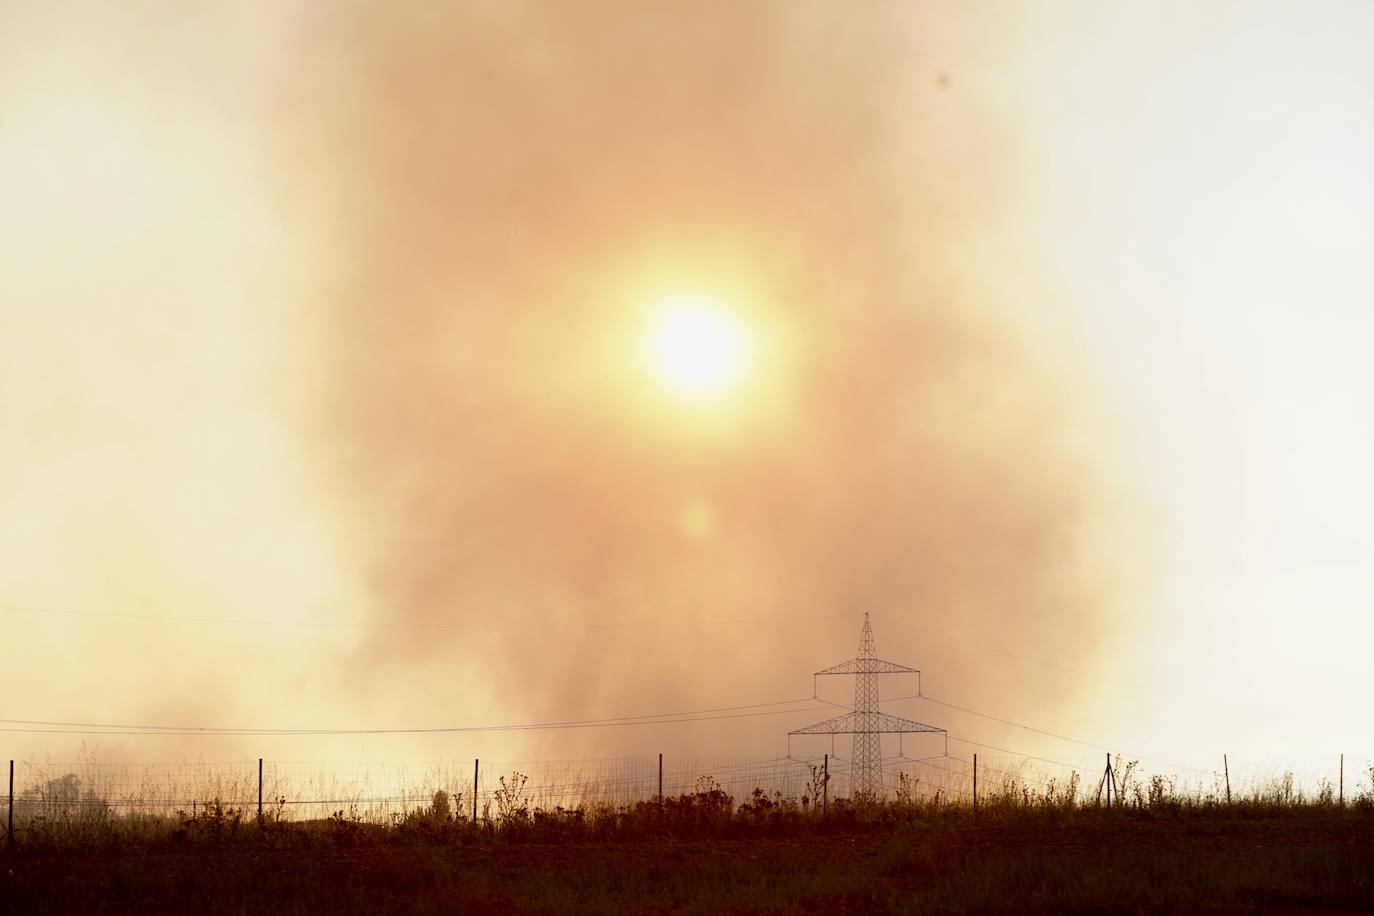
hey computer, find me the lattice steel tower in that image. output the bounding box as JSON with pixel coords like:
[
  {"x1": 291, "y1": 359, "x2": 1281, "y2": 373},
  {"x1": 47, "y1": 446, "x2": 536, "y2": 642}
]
[{"x1": 790, "y1": 614, "x2": 945, "y2": 799}]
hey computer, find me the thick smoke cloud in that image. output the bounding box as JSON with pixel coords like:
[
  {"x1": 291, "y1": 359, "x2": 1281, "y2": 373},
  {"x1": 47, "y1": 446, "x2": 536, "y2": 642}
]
[
  {"x1": 9, "y1": 1, "x2": 1373, "y2": 771},
  {"x1": 277, "y1": 2, "x2": 1134, "y2": 753}
]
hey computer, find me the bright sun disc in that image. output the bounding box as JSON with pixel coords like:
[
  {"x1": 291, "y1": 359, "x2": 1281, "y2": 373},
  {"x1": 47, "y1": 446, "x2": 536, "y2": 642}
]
[{"x1": 648, "y1": 297, "x2": 749, "y2": 399}]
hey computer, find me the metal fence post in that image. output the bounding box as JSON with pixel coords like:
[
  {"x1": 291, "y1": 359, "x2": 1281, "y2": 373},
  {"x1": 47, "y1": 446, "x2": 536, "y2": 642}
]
[
  {"x1": 7, "y1": 760, "x2": 12, "y2": 850},
  {"x1": 658, "y1": 753, "x2": 663, "y2": 807},
  {"x1": 973, "y1": 753, "x2": 978, "y2": 811},
  {"x1": 258, "y1": 758, "x2": 263, "y2": 828},
  {"x1": 472, "y1": 759, "x2": 479, "y2": 824},
  {"x1": 822, "y1": 753, "x2": 828, "y2": 814}
]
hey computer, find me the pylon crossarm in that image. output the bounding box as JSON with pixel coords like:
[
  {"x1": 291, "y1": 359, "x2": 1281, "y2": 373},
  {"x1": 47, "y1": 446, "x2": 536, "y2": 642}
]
[
  {"x1": 870, "y1": 712, "x2": 945, "y2": 735},
  {"x1": 814, "y1": 657, "x2": 919, "y2": 676},
  {"x1": 789, "y1": 712, "x2": 859, "y2": 736},
  {"x1": 790, "y1": 711, "x2": 946, "y2": 737}
]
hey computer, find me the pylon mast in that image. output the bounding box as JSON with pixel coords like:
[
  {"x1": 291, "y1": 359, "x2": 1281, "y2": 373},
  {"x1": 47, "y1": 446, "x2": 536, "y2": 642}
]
[{"x1": 790, "y1": 613, "x2": 944, "y2": 798}]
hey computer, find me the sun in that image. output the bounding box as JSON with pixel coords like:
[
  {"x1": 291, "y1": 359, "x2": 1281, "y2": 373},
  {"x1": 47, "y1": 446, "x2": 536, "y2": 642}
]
[{"x1": 646, "y1": 294, "x2": 751, "y2": 400}]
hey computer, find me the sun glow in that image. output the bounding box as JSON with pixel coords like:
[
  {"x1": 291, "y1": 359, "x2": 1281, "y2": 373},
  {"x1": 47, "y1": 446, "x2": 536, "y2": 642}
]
[{"x1": 646, "y1": 295, "x2": 751, "y2": 400}]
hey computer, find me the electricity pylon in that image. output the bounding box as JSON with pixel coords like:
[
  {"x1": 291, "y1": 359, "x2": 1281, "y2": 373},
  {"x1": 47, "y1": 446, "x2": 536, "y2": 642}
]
[{"x1": 790, "y1": 613, "x2": 945, "y2": 799}]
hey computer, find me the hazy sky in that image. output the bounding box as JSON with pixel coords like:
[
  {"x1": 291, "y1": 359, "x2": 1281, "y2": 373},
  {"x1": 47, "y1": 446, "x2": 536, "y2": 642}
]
[{"x1": 3, "y1": 1, "x2": 1371, "y2": 778}]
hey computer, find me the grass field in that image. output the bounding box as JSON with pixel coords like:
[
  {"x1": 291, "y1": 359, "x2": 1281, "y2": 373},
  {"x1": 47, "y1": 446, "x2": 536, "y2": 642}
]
[{"x1": 3, "y1": 786, "x2": 1371, "y2": 914}]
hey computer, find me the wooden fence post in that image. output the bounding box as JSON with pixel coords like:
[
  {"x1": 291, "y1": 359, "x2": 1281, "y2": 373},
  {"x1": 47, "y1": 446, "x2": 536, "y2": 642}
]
[
  {"x1": 258, "y1": 758, "x2": 263, "y2": 828},
  {"x1": 823, "y1": 754, "x2": 829, "y2": 814},
  {"x1": 1224, "y1": 754, "x2": 1231, "y2": 805},
  {"x1": 973, "y1": 753, "x2": 978, "y2": 811},
  {"x1": 472, "y1": 759, "x2": 479, "y2": 824}
]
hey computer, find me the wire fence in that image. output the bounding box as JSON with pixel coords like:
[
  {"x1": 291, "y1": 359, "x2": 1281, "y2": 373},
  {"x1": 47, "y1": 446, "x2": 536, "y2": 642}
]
[{"x1": 1, "y1": 751, "x2": 1369, "y2": 826}]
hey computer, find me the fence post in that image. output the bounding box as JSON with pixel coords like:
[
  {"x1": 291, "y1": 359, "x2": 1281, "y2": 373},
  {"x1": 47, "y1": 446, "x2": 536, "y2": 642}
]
[
  {"x1": 1224, "y1": 754, "x2": 1231, "y2": 805},
  {"x1": 973, "y1": 753, "x2": 978, "y2": 811},
  {"x1": 822, "y1": 753, "x2": 828, "y2": 815},
  {"x1": 258, "y1": 758, "x2": 263, "y2": 828},
  {"x1": 7, "y1": 760, "x2": 12, "y2": 850},
  {"x1": 472, "y1": 759, "x2": 479, "y2": 824},
  {"x1": 658, "y1": 753, "x2": 663, "y2": 808},
  {"x1": 1339, "y1": 753, "x2": 1344, "y2": 808},
  {"x1": 1105, "y1": 753, "x2": 1112, "y2": 809}
]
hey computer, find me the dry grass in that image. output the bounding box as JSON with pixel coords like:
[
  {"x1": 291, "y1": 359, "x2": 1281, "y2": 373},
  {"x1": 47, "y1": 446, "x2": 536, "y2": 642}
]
[
  {"x1": 3, "y1": 758, "x2": 1371, "y2": 913},
  {"x1": 4, "y1": 759, "x2": 1372, "y2": 853}
]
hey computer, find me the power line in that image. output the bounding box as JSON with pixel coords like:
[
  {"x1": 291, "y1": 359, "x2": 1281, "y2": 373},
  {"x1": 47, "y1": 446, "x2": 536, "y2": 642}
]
[
  {"x1": 943, "y1": 736, "x2": 1091, "y2": 773},
  {"x1": 0, "y1": 696, "x2": 827, "y2": 737},
  {"x1": 890, "y1": 692, "x2": 1204, "y2": 773},
  {"x1": 809, "y1": 694, "x2": 1084, "y2": 771},
  {"x1": 0, "y1": 602, "x2": 860, "y2": 632},
  {"x1": 875, "y1": 614, "x2": 1110, "y2": 684},
  {"x1": 0, "y1": 695, "x2": 819, "y2": 733},
  {"x1": 2, "y1": 605, "x2": 1210, "y2": 779},
  {"x1": 821, "y1": 689, "x2": 1205, "y2": 775},
  {"x1": 915, "y1": 694, "x2": 1206, "y2": 773}
]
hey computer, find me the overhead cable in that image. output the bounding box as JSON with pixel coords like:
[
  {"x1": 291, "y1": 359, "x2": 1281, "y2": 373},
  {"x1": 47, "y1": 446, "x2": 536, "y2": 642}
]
[
  {"x1": 0, "y1": 602, "x2": 860, "y2": 632},
  {"x1": 0, "y1": 696, "x2": 826, "y2": 737}
]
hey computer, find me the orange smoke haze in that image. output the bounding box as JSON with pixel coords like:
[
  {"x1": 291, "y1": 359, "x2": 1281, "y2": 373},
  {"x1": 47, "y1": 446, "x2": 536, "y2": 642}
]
[{"x1": 2, "y1": 2, "x2": 1371, "y2": 776}]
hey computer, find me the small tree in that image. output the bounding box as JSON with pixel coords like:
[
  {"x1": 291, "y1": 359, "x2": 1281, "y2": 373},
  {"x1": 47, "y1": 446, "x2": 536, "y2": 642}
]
[
  {"x1": 18, "y1": 773, "x2": 107, "y2": 819},
  {"x1": 431, "y1": 789, "x2": 452, "y2": 822}
]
